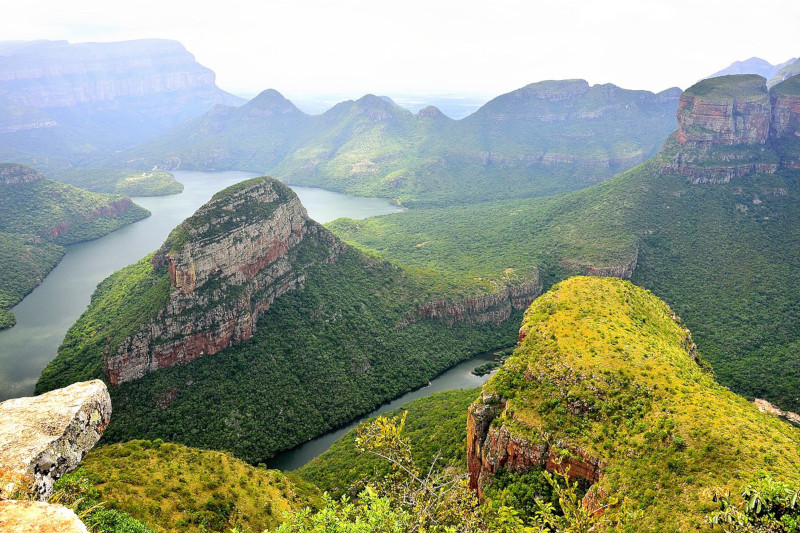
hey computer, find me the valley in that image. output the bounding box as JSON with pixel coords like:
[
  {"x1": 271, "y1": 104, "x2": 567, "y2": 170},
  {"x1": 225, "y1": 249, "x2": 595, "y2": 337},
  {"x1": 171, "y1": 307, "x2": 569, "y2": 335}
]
[{"x1": 1, "y1": 31, "x2": 800, "y2": 532}]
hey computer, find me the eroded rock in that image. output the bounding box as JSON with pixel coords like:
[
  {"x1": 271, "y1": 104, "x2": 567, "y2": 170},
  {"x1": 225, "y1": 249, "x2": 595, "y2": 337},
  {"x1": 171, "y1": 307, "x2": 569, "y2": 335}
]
[
  {"x1": 0, "y1": 380, "x2": 111, "y2": 500},
  {"x1": 0, "y1": 501, "x2": 88, "y2": 533}
]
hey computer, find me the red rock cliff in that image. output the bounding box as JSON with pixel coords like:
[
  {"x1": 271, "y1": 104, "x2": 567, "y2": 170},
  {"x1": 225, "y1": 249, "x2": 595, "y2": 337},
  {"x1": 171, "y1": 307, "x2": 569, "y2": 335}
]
[{"x1": 104, "y1": 178, "x2": 344, "y2": 385}]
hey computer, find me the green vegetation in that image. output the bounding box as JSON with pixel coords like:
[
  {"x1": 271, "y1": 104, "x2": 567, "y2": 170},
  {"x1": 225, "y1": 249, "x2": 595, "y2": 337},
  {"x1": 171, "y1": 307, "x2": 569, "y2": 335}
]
[
  {"x1": 77, "y1": 440, "x2": 320, "y2": 533},
  {"x1": 708, "y1": 476, "x2": 800, "y2": 531},
  {"x1": 481, "y1": 277, "x2": 800, "y2": 531},
  {"x1": 683, "y1": 74, "x2": 769, "y2": 100},
  {"x1": 0, "y1": 231, "x2": 64, "y2": 329},
  {"x1": 120, "y1": 82, "x2": 679, "y2": 206},
  {"x1": 0, "y1": 163, "x2": 149, "y2": 326},
  {"x1": 299, "y1": 388, "x2": 480, "y2": 498},
  {"x1": 330, "y1": 143, "x2": 800, "y2": 411},
  {"x1": 98, "y1": 246, "x2": 517, "y2": 463},
  {"x1": 37, "y1": 176, "x2": 518, "y2": 461},
  {"x1": 771, "y1": 74, "x2": 800, "y2": 96},
  {"x1": 51, "y1": 470, "x2": 157, "y2": 533},
  {"x1": 52, "y1": 168, "x2": 184, "y2": 196},
  {"x1": 36, "y1": 254, "x2": 171, "y2": 392}
]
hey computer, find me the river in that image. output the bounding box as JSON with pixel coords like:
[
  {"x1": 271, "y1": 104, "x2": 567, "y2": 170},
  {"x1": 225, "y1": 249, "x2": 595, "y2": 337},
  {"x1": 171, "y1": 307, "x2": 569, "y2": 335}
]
[
  {"x1": 268, "y1": 351, "x2": 496, "y2": 471},
  {"x1": 0, "y1": 170, "x2": 403, "y2": 401}
]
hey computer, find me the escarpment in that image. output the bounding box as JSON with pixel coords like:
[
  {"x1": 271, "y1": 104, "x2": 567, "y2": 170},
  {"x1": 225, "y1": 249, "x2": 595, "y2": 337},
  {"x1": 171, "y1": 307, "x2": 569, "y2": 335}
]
[
  {"x1": 413, "y1": 276, "x2": 543, "y2": 325},
  {"x1": 663, "y1": 74, "x2": 800, "y2": 181},
  {"x1": 103, "y1": 177, "x2": 345, "y2": 385},
  {"x1": 466, "y1": 276, "x2": 800, "y2": 530}
]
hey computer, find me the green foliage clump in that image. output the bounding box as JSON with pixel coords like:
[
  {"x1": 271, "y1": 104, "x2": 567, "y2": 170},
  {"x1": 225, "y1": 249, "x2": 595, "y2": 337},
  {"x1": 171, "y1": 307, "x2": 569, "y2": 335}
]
[
  {"x1": 299, "y1": 388, "x2": 480, "y2": 498},
  {"x1": 77, "y1": 440, "x2": 320, "y2": 533},
  {"x1": 51, "y1": 470, "x2": 156, "y2": 533},
  {"x1": 708, "y1": 476, "x2": 800, "y2": 532}
]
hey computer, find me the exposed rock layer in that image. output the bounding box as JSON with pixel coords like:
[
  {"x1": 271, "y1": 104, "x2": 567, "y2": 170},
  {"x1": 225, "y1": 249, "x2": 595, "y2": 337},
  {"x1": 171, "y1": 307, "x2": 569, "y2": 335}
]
[
  {"x1": 0, "y1": 380, "x2": 111, "y2": 500},
  {"x1": 104, "y1": 178, "x2": 345, "y2": 385},
  {"x1": 467, "y1": 393, "x2": 605, "y2": 508},
  {"x1": 666, "y1": 74, "x2": 800, "y2": 179}
]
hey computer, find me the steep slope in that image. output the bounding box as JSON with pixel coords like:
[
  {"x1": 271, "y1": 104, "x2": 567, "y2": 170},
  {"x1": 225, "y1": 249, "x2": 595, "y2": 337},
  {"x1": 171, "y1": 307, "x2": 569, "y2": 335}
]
[
  {"x1": 122, "y1": 81, "x2": 680, "y2": 206},
  {"x1": 78, "y1": 440, "x2": 320, "y2": 533},
  {"x1": 468, "y1": 276, "x2": 800, "y2": 531},
  {"x1": 37, "y1": 177, "x2": 532, "y2": 462},
  {"x1": 0, "y1": 39, "x2": 244, "y2": 173},
  {"x1": 298, "y1": 388, "x2": 479, "y2": 498},
  {"x1": 331, "y1": 74, "x2": 800, "y2": 411},
  {"x1": 119, "y1": 89, "x2": 314, "y2": 171},
  {"x1": 0, "y1": 163, "x2": 149, "y2": 328}
]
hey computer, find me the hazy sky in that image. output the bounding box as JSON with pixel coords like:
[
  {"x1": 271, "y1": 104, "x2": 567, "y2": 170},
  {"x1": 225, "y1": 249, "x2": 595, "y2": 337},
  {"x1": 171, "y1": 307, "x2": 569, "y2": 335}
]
[{"x1": 4, "y1": 0, "x2": 799, "y2": 98}]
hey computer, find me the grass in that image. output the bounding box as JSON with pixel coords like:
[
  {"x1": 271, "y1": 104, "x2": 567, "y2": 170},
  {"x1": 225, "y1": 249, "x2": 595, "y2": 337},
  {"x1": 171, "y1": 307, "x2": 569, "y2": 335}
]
[
  {"x1": 480, "y1": 276, "x2": 800, "y2": 531},
  {"x1": 79, "y1": 440, "x2": 321, "y2": 533}
]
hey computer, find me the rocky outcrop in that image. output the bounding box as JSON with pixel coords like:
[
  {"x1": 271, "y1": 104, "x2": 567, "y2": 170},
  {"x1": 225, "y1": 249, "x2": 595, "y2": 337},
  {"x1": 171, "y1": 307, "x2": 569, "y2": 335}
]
[
  {"x1": 0, "y1": 163, "x2": 43, "y2": 185},
  {"x1": 467, "y1": 393, "x2": 605, "y2": 507},
  {"x1": 413, "y1": 276, "x2": 543, "y2": 325},
  {"x1": 754, "y1": 398, "x2": 800, "y2": 427},
  {"x1": 666, "y1": 74, "x2": 800, "y2": 179},
  {"x1": 675, "y1": 77, "x2": 771, "y2": 147},
  {"x1": 0, "y1": 501, "x2": 88, "y2": 532},
  {"x1": 0, "y1": 380, "x2": 111, "y2": 500},
  {"x1": 104, "y1": 178, "x2": 345, "y2": 385}
]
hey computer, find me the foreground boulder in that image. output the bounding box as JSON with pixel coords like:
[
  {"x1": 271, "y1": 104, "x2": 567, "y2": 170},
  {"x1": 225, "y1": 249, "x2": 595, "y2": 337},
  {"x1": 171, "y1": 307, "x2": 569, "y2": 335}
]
[
  {"x1": 0, "y1": 500, "x2": 88, "y2": 532},
  {"x1": 0, "y1": 380, "x2": 111, "y2": 500}
]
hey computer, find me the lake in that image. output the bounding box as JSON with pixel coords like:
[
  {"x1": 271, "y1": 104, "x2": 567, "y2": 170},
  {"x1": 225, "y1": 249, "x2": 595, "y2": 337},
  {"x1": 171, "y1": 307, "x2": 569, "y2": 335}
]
[{"x1": 0, "y1": 170, "x2": 403, "y2": 401}]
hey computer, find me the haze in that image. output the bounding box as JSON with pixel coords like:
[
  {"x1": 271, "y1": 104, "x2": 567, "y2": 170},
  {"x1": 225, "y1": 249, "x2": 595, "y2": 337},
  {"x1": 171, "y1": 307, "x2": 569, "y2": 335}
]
[{"x1": 5, "y1": 0, "x2": 800, "y2": 103}]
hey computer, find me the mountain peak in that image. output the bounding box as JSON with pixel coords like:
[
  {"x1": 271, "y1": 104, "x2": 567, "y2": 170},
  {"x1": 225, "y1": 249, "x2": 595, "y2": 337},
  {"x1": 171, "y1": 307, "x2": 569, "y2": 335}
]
[{"x1": 242, "y1": 89, "x2": 302, "y2": 116}]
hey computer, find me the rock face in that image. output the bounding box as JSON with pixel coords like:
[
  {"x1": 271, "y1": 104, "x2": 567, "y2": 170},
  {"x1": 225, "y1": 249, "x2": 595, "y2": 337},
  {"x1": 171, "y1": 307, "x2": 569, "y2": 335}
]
[
  {"x1": 467, "y1": 393, "x2": 605, "y2": 507},
  {"x1": 754, "y1": 398, "x2": 800, "y2": 427},
  {"x1": 675, "y1": 75, "x2": 771, "y2": 147},
  {"x1": 0, "y1": 39, "x2": 237, "y2": 109},
  {"x1": 104, "y1": 177, "x2": 345, "y2": 385},
  {"x1": 0, "y1": 380, "x2": 111, "y2": 500},
  {"x1": 0, "y1": 501, "x2": 88, "y2": 533},
  {"x1": 665, "y1": 74, "x2": 800, "y2": 180},
  {"x1": 413, "y1": 277, "x2": 543, "y2": 325}
]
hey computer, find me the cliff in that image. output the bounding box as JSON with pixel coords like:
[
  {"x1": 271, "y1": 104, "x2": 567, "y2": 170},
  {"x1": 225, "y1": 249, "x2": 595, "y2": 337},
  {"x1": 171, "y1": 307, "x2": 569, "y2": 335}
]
[
  {"x1": 664, "y1": 74, "x2": 800, "y2": 181},
  {"x1": 0, "y1": 39, "x2": 238, "y2": 109},
  {"x1": 104, "y1": 177, "x2": 344, "y2": 385},
  {"x1": 412, "y1": 277, "x2": 543, "y2": 325},
  {"x1": 0, "y1": 39, "x2": 245, "y2": 161},
  {"x1": 467, "y1": 277, "x2": 800, "y2": 530}
]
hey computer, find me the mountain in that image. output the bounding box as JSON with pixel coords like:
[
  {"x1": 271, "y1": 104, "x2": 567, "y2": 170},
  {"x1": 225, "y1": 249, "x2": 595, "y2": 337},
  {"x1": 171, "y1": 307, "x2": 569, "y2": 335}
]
[
  {"x1": 119, "y1": 89, "x2": 313, "y2": 172},
  {"x1": 0, "y1": 39, "x2": 244, "y2": 174},
  {"x1": 468, "y1": 276, "x2": 800, "y2": 530},
  {"x1": 36, "y1": 177, "x2": 528, "y2": 463},
  {"x1": 119, "y1": 81, "x2": 681, "y2": 206},
  {"x1": 706, "y1": 56, "x2": 800, "y2": 89},
  {"x1": 330, "y1": 74, "x2": 800, "y2": 412},
  {"x1": 771, "y1": 58, "x2": 800, "y2": 88},
  {"x1": 0, "y1": 163, "x2": 149, "y2": 328},
  {"x1": 707, "y1": 56, "x2": 796, "y2": 80}
]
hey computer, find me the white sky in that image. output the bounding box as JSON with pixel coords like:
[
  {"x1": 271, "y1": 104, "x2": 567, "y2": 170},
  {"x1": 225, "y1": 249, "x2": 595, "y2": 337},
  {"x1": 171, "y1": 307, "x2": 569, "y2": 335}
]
[{"x1": 4, "y1": 0, "x2": 799, "y2": 99}]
